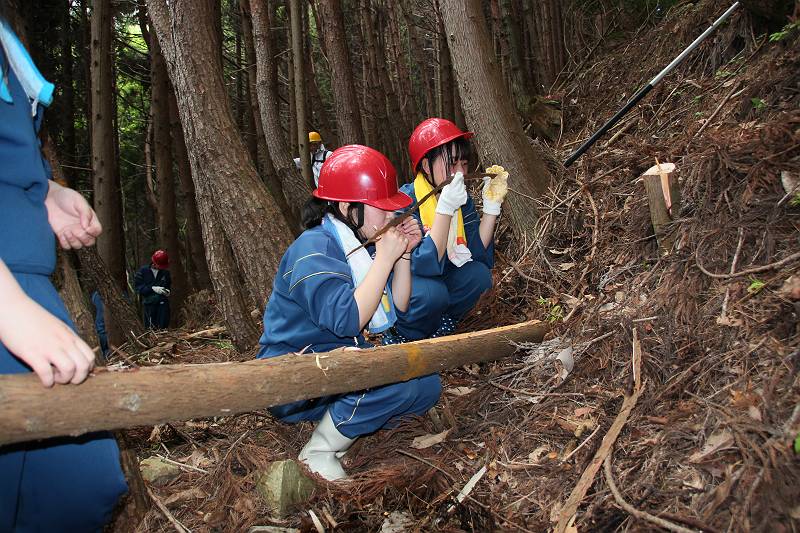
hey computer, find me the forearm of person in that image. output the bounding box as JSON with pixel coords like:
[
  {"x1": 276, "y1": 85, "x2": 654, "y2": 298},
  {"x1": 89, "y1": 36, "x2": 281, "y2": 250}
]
[
  {"x1": 391, "y1": 254, "x2": 412, "y2": 312},
  {"x1": 353, "y1": 259, "x2": 395, "y2": 329},
  {"x1": 0, "y1": 260, "x2": 26, "y2": 313},
  {"x1": 479, "y1": 214, "x2": 497, "y2": 249},
  {"x1": 430, "y1": 213, "x2": 453, "y2": 260}
]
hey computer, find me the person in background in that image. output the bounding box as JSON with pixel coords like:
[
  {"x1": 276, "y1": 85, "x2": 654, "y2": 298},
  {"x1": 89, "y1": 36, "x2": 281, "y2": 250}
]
[
  {"x1": 0, "y1": 9, "x2": 127, "y2": 530},
  {"x1": 90, "y1": 290, "x2": 109, "y2": 357},
  {"x1": 294, "y1": 131, "x2": 333, "y2": 186},
  {"x1": 134, "y1": 249, "x2": 171, "y2": 329}
]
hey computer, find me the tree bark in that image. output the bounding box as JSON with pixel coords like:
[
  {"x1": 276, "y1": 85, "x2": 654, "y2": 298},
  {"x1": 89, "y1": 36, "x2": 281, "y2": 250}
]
[
  {"x1": 240, "y1": 0, "x2": 272, "y2": 178},
  {"x1": 316, "y1": 0, "x2": 364, "y2": 145},
  {"x1": 56, "y1": 252, "x2": 99, "y2": 350},
  {"x1": 147, "y1": 0, "x2": 294, "y2": 309},
  {"x1": 190, "y1": 152, "x2": 262, "y2": 350},
  {"x1": 401, "y1": 0, "x2": 435, "y2": 118},
  {"x1": 437, "y1": 17, "x2": 454, "y2": 121},
  {"x1": 168, "y1": 89, "x2": 212, "y2": 291},
  {"x1": 0, "y1": 321, "x2": 548, "y2": 444},
  {"x1": 438, "y1": 0, "x2": 552, "y2": 235},
  {"x1": 91, "y1": 0, "x2": 128, "y2": 343},
  {"x1": 151, "y1": 35, "x2": 187, "y2": 322},
  {"x1": 76, "y1": 247, "x2": 146, "y2": 350},
  {"x1": 249, "y1": 0, "x2": 309, "y2": 227},
  {"x1": 61, "y1": 0, "x2": 76, "y2": 187},
  {"x1": 289, "y1": 0, "x2": 313, "y2": 190}
]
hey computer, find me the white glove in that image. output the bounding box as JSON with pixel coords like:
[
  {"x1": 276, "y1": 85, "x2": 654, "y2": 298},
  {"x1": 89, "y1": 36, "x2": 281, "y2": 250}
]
[
  {"x1": 152, "y1": 286, "x2": 166, "y2": 295},
  {"x1": 435, "y1": 172, "x2": 468, "y2": 216},
  {"x1": 482, "y1": 165, "x2": 509, "y2": 216},
  {"x1": 482, "y1": 177, "x2": 503, "y2": 216}
]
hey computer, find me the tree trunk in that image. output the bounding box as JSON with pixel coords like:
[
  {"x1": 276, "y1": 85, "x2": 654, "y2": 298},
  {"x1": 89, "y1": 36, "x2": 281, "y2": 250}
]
[
  {"x1": 147, "y1": 0, "x2": 294, "y2": 309},
  {"x1": 151, "y1": 35, "x2": 187, "y2": 322},
  {"x1": 388, "y1": 1, "x2": 414, "y2": 127},
  {"x1": 438, "y1": 0, "x2": 552, "y2": 235},
  {"x1": 437, "y1": 17, "x2": 454, "y2": 121},
  {"x1": 56, "y1": 252, "x2": 99, "y2": 350},
  {"x1": 76, "y1": 247, "x2": 146, "y2": 351},
  {"x1": 169, "y1": 81, "x2": 257, "y2": 345},
  {"x1": 401, "y1": 0, "x2": 435, "y2": 118},
  {"x1": 249, "y1": 0, "x2": 309, "y2": 228},
  {"x1": 289, "y1": 0, "x2": 313, "y2": 190},
  {"x1": 91, "y1": 0, "x2": 127, "y2": 344},
  {"x1": 368, "y1": 1, "x2": 408, "y2": 166},
  {"x1": 61, "y1": 0, "x2": 76, "y2": 187},
  {"x1": 285, "y1": 3, "x2": 298, "y2": 157},
  {"x1": 240, "y1": 0, "x2": 272, "y2": 178},
  {"x1": 317, "y1": 0, "x2": 364, "y2": 145},
  {"x1": 0, "y1": 320, "x2": 548, "y2": 444},
  {"x1": 190, "y1": 154, "x2": 262, "y2": 350}
]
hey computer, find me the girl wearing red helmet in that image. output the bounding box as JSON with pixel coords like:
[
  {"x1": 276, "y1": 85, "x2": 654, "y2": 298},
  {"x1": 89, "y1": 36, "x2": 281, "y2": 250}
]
[
  {"x1": 385, "y1": 118, "x2": 507, "y2": 343},
  {"x1": 257, "y1": 145, "x2": 441, "y2": 481}
]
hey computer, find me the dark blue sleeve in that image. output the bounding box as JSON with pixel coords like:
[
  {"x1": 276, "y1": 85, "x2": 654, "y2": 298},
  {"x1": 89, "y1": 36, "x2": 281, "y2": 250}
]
[
  {"x1": 463, "y1": 198, "x2": 494, "y2": 268},
  {"x1": 134, "y1": 267, "x2": 153, "y2": 296},
  {"x1": 162, "y1": 270, "x2": 172, "y2": 290},
  {"x1": 287, "y1": 250, "x2": 361, "y2": 338},
  {"x1": 409, "y1": 216, "x2": 446, "y2": 277}
]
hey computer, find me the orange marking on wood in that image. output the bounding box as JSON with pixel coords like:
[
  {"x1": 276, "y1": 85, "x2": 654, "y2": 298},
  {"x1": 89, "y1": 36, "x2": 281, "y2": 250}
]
[{"x1": 403, "y1": 345, "x2": 428, "y2": 381}]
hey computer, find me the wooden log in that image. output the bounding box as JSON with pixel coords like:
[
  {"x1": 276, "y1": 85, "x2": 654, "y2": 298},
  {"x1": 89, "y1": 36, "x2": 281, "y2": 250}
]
[{"x1": 0, "y1": 321, "x2": 548, "y2": 445}]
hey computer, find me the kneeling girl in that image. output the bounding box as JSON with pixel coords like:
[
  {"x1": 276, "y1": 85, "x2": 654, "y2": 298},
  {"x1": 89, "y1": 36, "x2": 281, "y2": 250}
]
[{"x1": 257, "y1": 145, "x2": 441, "y2": 480}]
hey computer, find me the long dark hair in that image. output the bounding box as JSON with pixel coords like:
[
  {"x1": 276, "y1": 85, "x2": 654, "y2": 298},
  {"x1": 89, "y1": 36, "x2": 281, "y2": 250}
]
[
  {"x1": 302, "y1": 197, "x2": 367, "y2": 242},
  {"x1": 418, "y1": 137, "x2": 471, "y2": 185}
]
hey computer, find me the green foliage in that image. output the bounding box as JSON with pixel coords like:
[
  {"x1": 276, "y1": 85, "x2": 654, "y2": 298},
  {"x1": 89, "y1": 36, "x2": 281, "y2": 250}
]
[
  {"x1": 537, "y1": 297, "x2": 564, "y2": 324},
  {"x1": 747, "y1": 277, "x2": 766, "y2": 295},
  {"x1": 795, "y1": 433, "x2": 800, "y2": 454},
  {"x1": 790, "y1": 193, "x2": 800, "y2": 207},
  {"x1": 714, "y1": 69, "x2": 734, "y2": 79},
  {"x1": 212, "y1": 339, "x2": 234, "y2": 350},
  {"x1": 750, "y1": 97, "x2": 766, "y2": 110},
  {"x1": 769, "y1": 20, "x2": 800, "y2": 42}
]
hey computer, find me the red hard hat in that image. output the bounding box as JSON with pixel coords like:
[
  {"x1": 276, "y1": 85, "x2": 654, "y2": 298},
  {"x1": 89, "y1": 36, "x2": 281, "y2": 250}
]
[
  {"x1": 313, "y1": 145, "x2": 412, "y2": 211},
  {"x1": 151, "y1": 250, "x2": 169, "y2": 268},
  {"x1": 408, "y1": 118, "x2": 474, "y2": 172}
]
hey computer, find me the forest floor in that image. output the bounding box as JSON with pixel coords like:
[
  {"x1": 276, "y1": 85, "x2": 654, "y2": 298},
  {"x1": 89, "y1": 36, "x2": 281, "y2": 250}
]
[{"x1": 121, "y1": 3, "x2": 799, "y2": 532}]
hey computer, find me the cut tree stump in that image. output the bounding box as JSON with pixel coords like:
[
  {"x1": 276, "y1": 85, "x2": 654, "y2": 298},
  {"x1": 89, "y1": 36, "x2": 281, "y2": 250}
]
[
  {"x1": 642, "y1": 162, "x2": 681, "y2": 255},
  {"x1": 0, "y1": 320, "x2": 548, "y2": 445}
]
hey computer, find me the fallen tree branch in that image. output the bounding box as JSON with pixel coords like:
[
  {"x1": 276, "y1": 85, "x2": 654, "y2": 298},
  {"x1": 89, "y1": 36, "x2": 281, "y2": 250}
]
[
  {"x1": 0, "y1": 321, "x2": 548, "y2": 445},
  {"x1": 554, "y1": 329, "x2": 643, "y2": 533},
  {"x1": 603, "y1": 454, "x2": 695, "y2": 533},
  {"x1": 147, "y1": 488, "x2": 190, "y2": 533},
  {"x1": 695, "y1": 248, "x2": 800, "y2": 279}
]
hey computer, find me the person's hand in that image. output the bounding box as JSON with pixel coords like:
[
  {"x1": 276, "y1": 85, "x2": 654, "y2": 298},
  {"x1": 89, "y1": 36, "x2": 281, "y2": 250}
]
[
  {"x1": 481, "y1": 165, "x2": 509, "y2": 216},
  {"x1": 435, "y1": 172, "x2": 468, "y2": 216},
  {"x1": 0, "y1": 293, "x2": 95, "y2": 387},
  {"x1": 398, "y1": 216, "x2": 422, "y2": 253},
  {"x1": 375, "y1": 227, "x2": 408, "y2": 266},
  {"x1": 152, "y1": 286, "x2": 166, "y2": 295},
  {"x1": 45, "y1": 181, "x2": 102, "y2": 249}
]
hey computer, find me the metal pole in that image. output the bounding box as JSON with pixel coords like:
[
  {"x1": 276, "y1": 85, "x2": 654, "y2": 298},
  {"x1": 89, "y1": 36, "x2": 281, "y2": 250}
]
[{"x1": 564, "y1": 2, "x2": 740, "y2": 167}]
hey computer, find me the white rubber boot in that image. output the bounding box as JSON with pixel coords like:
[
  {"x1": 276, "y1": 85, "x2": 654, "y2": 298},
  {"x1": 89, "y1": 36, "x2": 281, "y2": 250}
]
[{"x1": 298, "y1": 410, "x2": 355, "y2": 481}]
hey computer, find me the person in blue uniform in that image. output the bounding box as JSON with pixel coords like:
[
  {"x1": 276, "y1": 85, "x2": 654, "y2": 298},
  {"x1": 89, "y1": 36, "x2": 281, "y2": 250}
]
[
  {"x1": 90, "y1": 290, "x2": 109, "y2": 357},
  {"x1": 134, "y1": 249, "x2": 171, "y2": 329},
  {"x1": 0, "y1": 13, "x2": 127, "y2": 531},
  {"x1": 258, "y1": 145, "x2": 440, "y2": 481},
  {"x1": 385, "y1": 118, "x2": 509, "y2": 343}
]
